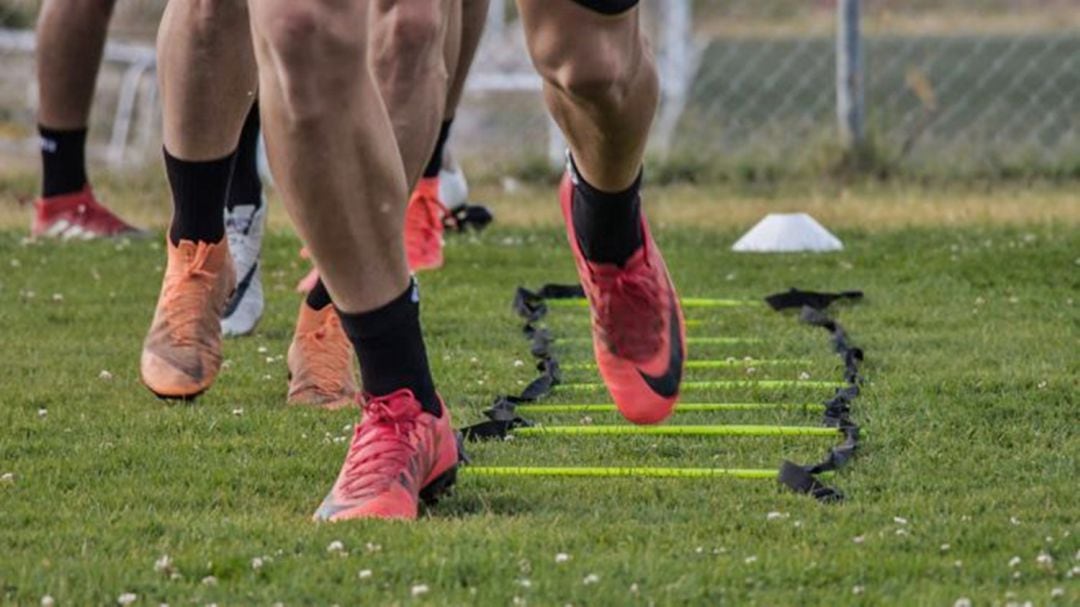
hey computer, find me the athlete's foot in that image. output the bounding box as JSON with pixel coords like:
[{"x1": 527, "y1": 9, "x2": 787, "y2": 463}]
[
  {"x1": 221, "y1": 200, "x2": 268, "y2": 337},
  {"x1": 141, "y1": 238, "x2": 236, "y2": 399},
  {"x1": 31, "y1": 185, "x2": 146, "y2": 239},
  {"x1": 313, "y1": 389, "x2": 458, "y2": 521},
  {"x1": 287, "y1": 302, "x2": 358, "y2": 409},
  {"x1": 560, "y1": 172, "x2": 685, "y2": 425},
  {"x1": 405, "y1": 177, "x2": 445, "y2": 271}
]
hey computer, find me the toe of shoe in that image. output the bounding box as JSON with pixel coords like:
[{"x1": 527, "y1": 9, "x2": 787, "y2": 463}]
[
  {"x1": 313, "y1": 494, "x2": 417, "y2": 522},
  {"x1": 140, "y1": 350, "x2": 207, "y2": 398},
  {"x1": 615, "y1": 393, "x2": 677, "y2": 425}
]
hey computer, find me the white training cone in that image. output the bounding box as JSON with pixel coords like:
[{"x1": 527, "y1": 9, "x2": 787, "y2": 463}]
[{"x1": 731, "y1": 213, "x2": 843, "y2": 253}]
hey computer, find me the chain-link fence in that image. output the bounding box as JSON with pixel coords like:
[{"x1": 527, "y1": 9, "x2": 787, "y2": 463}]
[
  {"x1": 2, "y1": 0, "x2": 1078, "y2": 179},
  {"x1": 669, "y1": 0, "x2": 1080, "y2": 178}
]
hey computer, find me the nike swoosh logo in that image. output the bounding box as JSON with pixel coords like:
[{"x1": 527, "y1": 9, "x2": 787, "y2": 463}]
[
  {"x1": 638, "y1": 289, "x2": 683, "y2": 398},
  {"x1": 223, "y1": 261, "x2": 258, "y2": 317}
]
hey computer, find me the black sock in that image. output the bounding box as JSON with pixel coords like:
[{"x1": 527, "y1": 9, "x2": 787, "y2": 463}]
[
  {"x1": 165, "y1": 148, "x2": 233, "y2": 246},
  {"x1": 227, "y1": 103, "x2": 263, "y2": 212},
  {"x1": 305, "y1": 278, "x2": 333, "y2": 311},
  {"x1": 338, "y1": 280, "x2": 440, "y2": 417},
  {"x1": 569, "y1": 154, "x2": 644, "y2": 266},
  {"x1": 422, "y1": 120, "x2": 453, "y2": 179},
  {"x1": 39, "y1": 126, "x2": 88, "y2": 198}
]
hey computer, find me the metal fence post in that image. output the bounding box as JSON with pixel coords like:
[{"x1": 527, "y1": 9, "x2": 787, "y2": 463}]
[{"x1": 836, "y1": 0, "x2": 865, "y2": 148}]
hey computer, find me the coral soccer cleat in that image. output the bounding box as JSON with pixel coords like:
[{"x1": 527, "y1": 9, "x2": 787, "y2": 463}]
[
  {"x1": 404, "y1": 177, "x2": 445, "y2": 271},
  {"x1": 140, "y1": 239, "x2": 236, "y2": 399},
  {"x1": 287, "y1": 302, "x2": 358, "y2": 409},
  {"x1": 31, "y1": 186, "x2": 145, "y2": 239},
  {"x1": 559, "y1": 171, "x2": 686, "y2": 425},
  {"x1": 313, "y1": 389, "x2": 458, "y2": 521}
]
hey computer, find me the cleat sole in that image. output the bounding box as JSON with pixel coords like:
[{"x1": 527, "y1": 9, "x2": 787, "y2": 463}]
[{"x1": 419, "y1": 466, "x2": 458, "y2": 506}]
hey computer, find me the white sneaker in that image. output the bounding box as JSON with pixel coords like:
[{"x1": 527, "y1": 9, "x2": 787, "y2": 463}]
[
  {"x1": 438, "y1": 162, "x2": 469, "y2": 209},
  {"x1": 221, "y1": 199, "x2": 267, "y2": 337}
]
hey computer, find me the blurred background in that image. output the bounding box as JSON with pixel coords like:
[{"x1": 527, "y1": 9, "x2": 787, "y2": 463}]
[{"x1": 1, "y1": 0, "x2": 1078, "y2": 183}]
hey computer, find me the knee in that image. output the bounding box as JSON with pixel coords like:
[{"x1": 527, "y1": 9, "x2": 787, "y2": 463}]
[
  {"x1": 533, "y1": 42, "x2": 634, "y2": 104},
  {"x1": 374, "y1": 0, "x2": 442, "y2": 67},
  {"x1": 187, "y1": 0, "x2": 247, "y2": 34},
  {"x1": 260, "y1": 5, "x2": 367, "y2": 119}
]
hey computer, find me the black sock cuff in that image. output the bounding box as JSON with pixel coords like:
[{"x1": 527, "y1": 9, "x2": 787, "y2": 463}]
[
  {"x1": 568, "y1": 153, "x2": 643, "y2": 203},
  {"x1": 337, "y1": 280, "x2": 420, "y2": 342},
  {"x1": 39, "y1": 125, "x2": 88, "y2": 144},
  {"x1": 164, "y1": 148, "x2": 236, "y2": 185},
  {"x1": 305, "y1": 278, "x2": 334, "y2": 311},
  {"x1": 227, "y1": 103, "x2": 263, "y2": 211},
  {"x1": 165, "y1": 147, "x2": 234, "y2": 245},
  {"x1": 422, "y1": 120, "x2": 454, "y2": 178},
  {"x1": 39, "y1": 126, "x2": 89, "y2": 198}
]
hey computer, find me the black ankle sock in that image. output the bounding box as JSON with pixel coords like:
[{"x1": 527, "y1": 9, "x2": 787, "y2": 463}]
[
  {"x1": 338, "y1": 280, "x2": 440, "y2": 417},
  {"x1": 39, "y1": 126, "x2": 88, "y2": 198},
  {"x1": 165, "y1": 148, "x2": 233, "y2": 246},
  {"x1": 569, "y1": 154, "x2": 644, "y2": 266},
  {"x1": 422, "y1": 120, "x2": 453, "y2": 179},
  {"x1": 227, "y1": 103, "x2": 263, "y2": 212},
  {"x1": 305, "y1": 278, "x2": 333, "y2": 311}
]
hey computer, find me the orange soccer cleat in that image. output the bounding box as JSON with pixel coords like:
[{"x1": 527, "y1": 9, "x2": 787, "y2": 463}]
[
  {"x1": 313, "y1": 389, "x2": 458, "y2": 521},
  {"x1": 287, "y1": 302, "x2": 358, "y2": 409},
  {"x1": 31, "y1": 185, "x2": 145, "y2": 239},
  {"x1": 404, "y1": 177, "x2": 445, "y2": 271},
  {"x1": 559, "y1": 171, "x2": 686, "y2": 425},
  {"x1": 140, "y1": 239, "x2": 236, "y2": 399}
]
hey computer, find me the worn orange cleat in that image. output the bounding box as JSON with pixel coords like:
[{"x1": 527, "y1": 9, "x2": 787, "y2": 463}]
[
  {"x1": 313, "y1": 389, "x2": 458, "y2": 521},
  {"x1": 287, "y1": 302, "x2": 358, "y2": 409},
  {"x1": 140, "y1": 238, "x2": 236, "y2": 399},
  {"x1": 559, "y1": 171, "x2": 686, "y2": 425},
  {"x1": 405, "y1": 177, "x2": 445, "y2": 271},
  {"x1": 31, "y1": 185, "x2": 145, "y2": 239}
]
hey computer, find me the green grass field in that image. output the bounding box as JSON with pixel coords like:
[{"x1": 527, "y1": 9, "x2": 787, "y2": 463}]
[{"x1": 0, "y1": 182, "x2": 1077, "y2": 605}]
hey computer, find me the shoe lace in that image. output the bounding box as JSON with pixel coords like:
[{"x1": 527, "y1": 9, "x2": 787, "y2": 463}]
[
  {"x1": 589, "y1": 254, "x2": 665, "y2": 361},
  {"x1": 296, "y1": 315, "x2": 352, "y2": 393},
  {"x1": 163, "y1": 244, "x2": 218, "y2": 347},
  {"x1": 340, "y1": 391, "x2": 419, "y2": 497}
]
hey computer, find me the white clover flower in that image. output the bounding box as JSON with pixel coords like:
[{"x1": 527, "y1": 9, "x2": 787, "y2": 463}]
[{"x1": 411, "y1": 584, "x2": 429, "y2": 597}]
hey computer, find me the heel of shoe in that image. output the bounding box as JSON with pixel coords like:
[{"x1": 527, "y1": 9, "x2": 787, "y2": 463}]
[{"x1": 419, "y1": 466, "x2": 457, "y2": 506}]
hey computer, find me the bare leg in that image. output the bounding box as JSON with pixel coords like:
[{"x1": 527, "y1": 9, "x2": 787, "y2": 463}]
[
  {"x1": 158, "y1": 0, "x2": 256, "y2": 161},
  {"x1": 445, "y1": 0, "x2": 490, "y2": 119},
  {"x1": 516, "y1": 0, "x2": 658, "y2": 190},
  {"x1": 32, "y1": 0, "x2": 143, "y2": 238},
  {"x1": 250, "y1": 1, "x2": 443, "y2": 312},
  {"x1": 252, "y1": 1, "x2": 458, "y2": 522},
  {"x1": 36, "y1": 0, "x2": 115, "y2": 130},
  {"x1": 370, "y1": 0, "x2": 451, "y2": 188},
  {"x1": 139, "y1": 0, "x2": 257, "y2": 399},
  {"x1": 516, "y1": 1, "x2": 682, "y2": 426}
]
